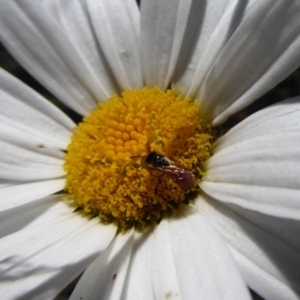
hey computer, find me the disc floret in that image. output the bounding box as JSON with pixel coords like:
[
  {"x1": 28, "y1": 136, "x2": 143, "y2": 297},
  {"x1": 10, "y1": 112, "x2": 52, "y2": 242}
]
[{"x1": 64, "y1": 87, "x2": 212, "y2": 226}]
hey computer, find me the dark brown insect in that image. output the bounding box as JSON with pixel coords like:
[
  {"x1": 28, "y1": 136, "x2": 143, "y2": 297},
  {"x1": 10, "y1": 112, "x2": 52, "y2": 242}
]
[{"x1": 131, "y1": 146, "x2": 195, "y2": 192}]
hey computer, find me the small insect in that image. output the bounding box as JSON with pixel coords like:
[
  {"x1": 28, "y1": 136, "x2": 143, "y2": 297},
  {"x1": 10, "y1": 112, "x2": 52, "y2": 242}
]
[{"x1": 131, "y1": 144, "x2": 195, "y2": 192}]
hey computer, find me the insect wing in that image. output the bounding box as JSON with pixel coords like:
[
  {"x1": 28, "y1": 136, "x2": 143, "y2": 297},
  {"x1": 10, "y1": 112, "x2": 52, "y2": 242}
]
[{"x1": 159, "y1": 165, "x2": 195, "y2": 191}]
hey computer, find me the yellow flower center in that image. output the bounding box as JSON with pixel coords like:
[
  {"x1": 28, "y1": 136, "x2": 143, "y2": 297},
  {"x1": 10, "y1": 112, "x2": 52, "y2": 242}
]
[{"x1": 64, "y1": 87, "x2": 212, "y2": 227}]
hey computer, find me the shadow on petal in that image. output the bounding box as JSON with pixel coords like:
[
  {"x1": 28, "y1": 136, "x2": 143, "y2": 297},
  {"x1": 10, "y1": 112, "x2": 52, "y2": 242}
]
[
  {"x1": 197, "y1": 194, "x2": 300, "y2": 297},
  {"x1": 0, "y1": 195, "x2": 62, "y2": 239}
]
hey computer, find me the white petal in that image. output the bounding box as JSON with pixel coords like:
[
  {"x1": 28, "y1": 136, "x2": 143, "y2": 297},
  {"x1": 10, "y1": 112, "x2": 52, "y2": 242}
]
[
  {"x1": 70, "y1": 229, "x2": 134, "y2": 300},
  {"x1": 121, "y1": 229, "x2": 155, "y2": 300},
  {"x1": 200, "y1": 181, "x2": 300, "y2": 220},
  {"x1": 168, "y1": 206, "x2": 250, "y2": 299},
  {"x1": 0, "y1": 195, "x2": 60, "y2": 238},
  {"x1": 185, "y1": 0, "x2": 258, "y2": 97},
  {"x1": 86, "y1": 0, "x2": 143, "y2": 91},
  {"x1": 140, "y1": 0, "x2": 196, "y2": 90},
  {"x1": 230, "y1": 247, "x2": 299, "y2": 300},
  {"x1": 0, "y1": 217, "x2": 117, "y2": 300},
  {"x1": 42, "y1": 0, "x2": 119, "y2": 99},
  {"x1": 201, "y1": 99, "x2": 300, "y2": 219},
  {"x1": 0, "y1": 179, "x2": 65, "y2": 212},
  {"x1": 0, "y1": 68, "x2": 74, "y2": 150},
  {"x1": 195, "y1": 195, "x2": 300, "y2": 299},
  {"x1": 198, "y1": 1, "x2": 300, "y2": 125},
  {"x1": 20, "y1": 198, "x2": 76, "y2": 229},
  {"x1": 173, "y1": 0, "x2": 253, "y2": 93},
  {"x1": 0, "y1": 0, "x2": 101, "y2": 115},
  {"x1": 0, "y1": 122, "x2": 65, "y2": 160},
  {"x1": 151, "y1": 218, "x2": 181, "y2": 299},
  {"x1": 0, "y1": 208, "x2": 88, "y2": 262},
  {"x1": 0, "y1": 141, "x2": 64, "y2": 181},
  {"x1": 0, "y1": 183, "x2": 14, "y2": 189},
  {"x1": 216, "y1": 97, "x2": 300, "y2": 151}
]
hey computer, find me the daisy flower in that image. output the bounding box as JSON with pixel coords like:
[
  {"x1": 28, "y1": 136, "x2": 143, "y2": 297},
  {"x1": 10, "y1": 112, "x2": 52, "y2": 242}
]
[{"x1": 0, "y1": 0, "x2": 300, "y2": 299}]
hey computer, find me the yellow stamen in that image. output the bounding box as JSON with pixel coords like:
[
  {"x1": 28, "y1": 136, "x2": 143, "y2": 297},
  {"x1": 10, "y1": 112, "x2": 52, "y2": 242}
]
[{"x1": 64, "y1": 87, "x2": 212, "y2": 226}]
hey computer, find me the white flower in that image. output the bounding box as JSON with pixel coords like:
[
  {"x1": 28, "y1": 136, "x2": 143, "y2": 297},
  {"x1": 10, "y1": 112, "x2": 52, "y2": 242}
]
[{"x1": 0, "y1": 0, "x2": 300, "y2": 299}]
